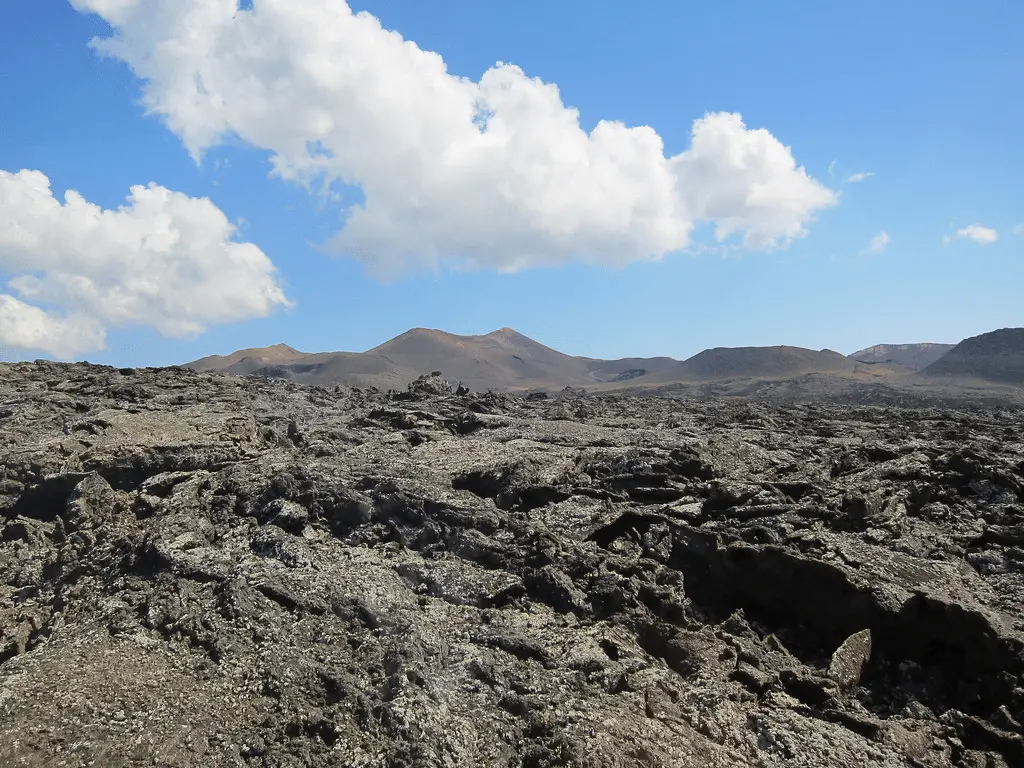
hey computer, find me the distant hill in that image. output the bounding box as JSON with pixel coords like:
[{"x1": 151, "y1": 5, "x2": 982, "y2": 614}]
[
  {"x1": 254, "y1": 351, "x2": 415, "y2": 391},
  {"x1": 183, "y1": 328, "x2": 680, "y2": 391},
  {"x1": 647, "y1": 346, "x2": 856, "y2": 383},
  {"x1": 188, "y1": 329, "x2": 1024, "y2": 394},
  {"x1": 849, "y1": 343, "x2": 954, "y2": 370},
  {"x1": 921, "y1": 328, "x2": 1024, "y2": 385},
  {"x1": 187, "y1": 343, "x2": 310, "y2": 375},
  {"x1": 367, "y1": 327, "x2": 589, "y2": 390},
  {"x1": 584, "y1": 356, "x2": 680, "y2": 383},
  {"x1": 181, "y1": 325, "x2": 1024, "y2": 399}
]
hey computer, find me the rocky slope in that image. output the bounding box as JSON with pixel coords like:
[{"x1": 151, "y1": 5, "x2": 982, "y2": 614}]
[
  {"x1": 849, "y1": 344, "x2": 955, "y2": 371},
  {"x1": 1, "y1": 362, "x2": 1023, "y2": 766},
  {"x1": 923, "y1": 328, "x2": 1024, "y2": 385}
]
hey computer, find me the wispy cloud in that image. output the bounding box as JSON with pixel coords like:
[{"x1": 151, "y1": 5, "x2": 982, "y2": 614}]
[
  {"x1": 827, "y1": 160, "x2": 837, "y2": 177},
  {"x1": 946, "y1": 224, "x2": 999, "y2": 245},
  {"x1": 1013, "y1": 223, "x2": 1024, "y2": 235},
  {"x1": 846, "y1": 171, "x2": 875, "y2": 184},
  {"x1": 864, "y1": 231, "x2": 890, "y2": 254}
]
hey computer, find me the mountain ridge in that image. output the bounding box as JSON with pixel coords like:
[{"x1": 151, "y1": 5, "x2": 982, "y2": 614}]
[
  {"x1": 183, "y1": 326, "x2": 1024, "y2": 392},
  {"x1": 185, "y1": 328, "x2": 959, "y2": 391}
]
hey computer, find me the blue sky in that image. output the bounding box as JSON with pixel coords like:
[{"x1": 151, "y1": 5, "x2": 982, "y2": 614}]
[{"x1": 0, "y1": 0, "x2": 1021, "y2": 366}]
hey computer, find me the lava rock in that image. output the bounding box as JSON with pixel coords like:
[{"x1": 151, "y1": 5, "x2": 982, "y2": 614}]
[
  {"x1": 0, "y1": 360, "x2": 1021, "y2": 767},
  {"x1": 828, "y1": 629, "x2": 873, "y2": 689}
]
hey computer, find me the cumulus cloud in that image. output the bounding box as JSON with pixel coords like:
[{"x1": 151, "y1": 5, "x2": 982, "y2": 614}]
[
  {"x1": 846, "y1": 172, "x2": 874, "y2": 183},
  {"x1": 72, "y1": 0, "x2": 837, "y2": 276},
  {"x1": 0, "y1": 296, "x2": 106, "y2": 359},
  {"x1": 0, "y1": 169, "x2": 291, "y2": 358},
  {"x1": 864, "y1": 231, "x2": 890, "y2": 254},
  {"x1": 949, "y1": 224, "x2": 999, "y2": 245}
]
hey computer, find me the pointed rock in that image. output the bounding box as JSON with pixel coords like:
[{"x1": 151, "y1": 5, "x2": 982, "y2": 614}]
[{"x1": 828, "y1": 629, "x2": 872, "y2": 688}]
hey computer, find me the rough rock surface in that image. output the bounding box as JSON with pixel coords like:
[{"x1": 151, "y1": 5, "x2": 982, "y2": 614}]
[
  {"x1": 828, "y1": 630, "x2": 872, "y2": 689},
  {"x1": 1, "y1": 361, "x2": 1023, "y2": 767}
]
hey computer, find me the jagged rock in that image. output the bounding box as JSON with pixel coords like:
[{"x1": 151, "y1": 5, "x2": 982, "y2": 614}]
[
  {"x1": 828, "y1": 629, "x2": 872, "y2": 688},
  {"x1": 732, "y1": 662, "x2": 774, "y2": 694},
  {"x1": 257, "y1": 498, "x2": 309, "y2": 534},
  {"x1": 779, "y1": 669, "x2": 841, "y2": 707},
  {"x1": 407, "y1": 371, "x2": 452, "y2": 396},
  {"x1": 0, "y1": 360, "x2": 1022, "y2": 766},
  {"x1": 523, "y1": 565, "x2": 589, "y2": 616},
  {"x1": 63, "y1": 472, "x2": 119, "y2": 531}
]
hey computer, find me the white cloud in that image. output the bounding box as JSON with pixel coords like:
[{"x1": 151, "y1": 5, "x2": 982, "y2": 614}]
[
  {"x1": 846, "y1": 172, "x2": 874, "y2": 183},
  {"x1": 1013, "y1": 223, "x2": 1024, "y2": 235},
  {"x1": 827, "y1": 160, "x2": 837, "y2": 177},
  {"x1": 864, "y1": 231, "x2": 890, "y2": 254},
  {"x1": 0, "y1": 169, "x2": 291, "y2": 358},
  {"x1": 952, "y1": 224, "x2": 999, "y2": 245},
  {"x1": 0, "y1": 295, "x2": 106, "y2": 359},
  {"x1": 72, "y1": 0, "x2": 837, "y2": 276}
]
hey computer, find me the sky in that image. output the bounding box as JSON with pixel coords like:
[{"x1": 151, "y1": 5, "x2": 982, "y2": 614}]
[{"x1": 0, "y1": 0, "x2": 1021, "y2": 367}]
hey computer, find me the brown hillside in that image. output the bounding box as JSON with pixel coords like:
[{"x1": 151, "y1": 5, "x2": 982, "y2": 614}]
[
  {"x1": 186, "y1": 344, "x2": 308, "y2": 375},
  {"x1": 185, "y1": 328, "x2": 681, "y2": 391},
  {"x1": 650, "y1": 345, "x2": 856, "y2": 383},
  {"x1": 366, "y1": 327, "x2": 593, "y2": 390}
]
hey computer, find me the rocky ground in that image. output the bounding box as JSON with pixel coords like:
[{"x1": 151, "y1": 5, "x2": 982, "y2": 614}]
[{"x1": 1, "y1": 362, "x2": 1023, "y2": 767}]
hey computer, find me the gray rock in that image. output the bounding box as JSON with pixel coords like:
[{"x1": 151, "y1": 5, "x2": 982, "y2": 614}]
[
  {"x1": 0, "y1": 359, "x2": 1021, "y2": 766},
  {"x1": 257, "y1": 498, "x2": 309, "y2": 534},
  {"x1": 407, "y1": 371, "x2": 452, "y2": 396},
  {"x1": 828, "y1": 629, "x2": 873, "y2": 688}
]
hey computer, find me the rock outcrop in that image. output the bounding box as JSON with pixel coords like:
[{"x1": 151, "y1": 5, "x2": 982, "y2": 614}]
[{"x1": 1, "y1": 361, "x2": 1022, "y2": 766}]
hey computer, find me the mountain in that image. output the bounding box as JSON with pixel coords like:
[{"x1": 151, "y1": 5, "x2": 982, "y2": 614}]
[
  {"x1": 195, "y1": 330, "x2": 1024, "y2": 393},
  {"x1": 367, "y1": 327, "x2": 590, "y2": 390},
  {"x1": 921, "y1": 328, "x2": 1024, "y2": 384},
  {"x1": 849, "y1": 343, "x2": 954, "y2": 370},
  {"x1": 184, "y1": 328, "x2": 681, "y2": 391},
  {"x1": 184, "y1": 334, "x2": 872, "y2": 392},
  {"x1": 647, "y1": 345, "x2": 857, "y2": 383},
  {"x1": 368, "y1": 328, "x2": 681, "y2": 389},
  {"x1": 187, "y1": 343, "x2": 310, "y2": 375}
]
